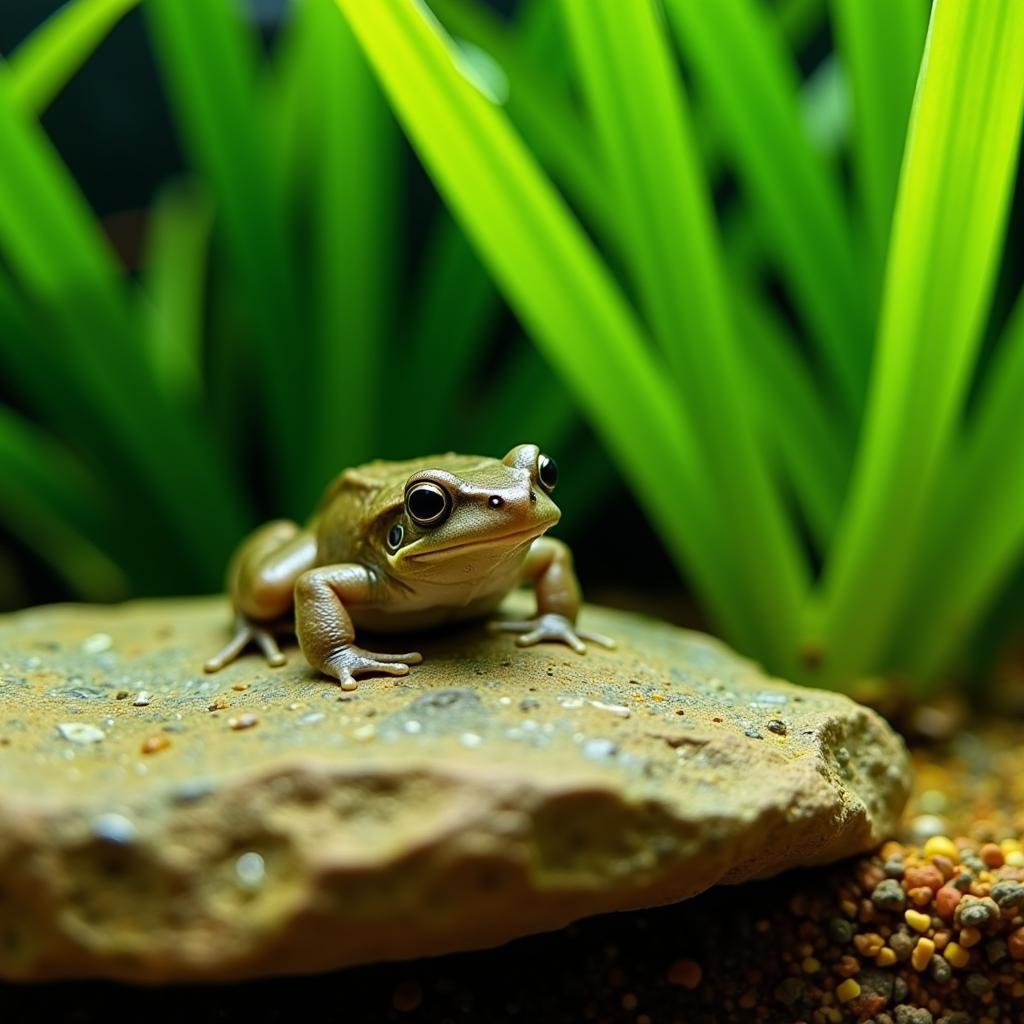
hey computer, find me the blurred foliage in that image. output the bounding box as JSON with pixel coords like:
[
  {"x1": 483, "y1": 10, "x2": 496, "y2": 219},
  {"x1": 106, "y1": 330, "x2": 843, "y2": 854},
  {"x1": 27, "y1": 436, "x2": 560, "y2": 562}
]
[{"x1": 0, "y1": 0, "x2": 1022, "y2": 695}]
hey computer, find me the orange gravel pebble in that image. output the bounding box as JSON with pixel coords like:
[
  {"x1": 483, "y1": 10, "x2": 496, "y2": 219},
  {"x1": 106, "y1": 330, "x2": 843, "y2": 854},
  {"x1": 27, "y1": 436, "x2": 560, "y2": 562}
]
[
  {"x1": 140, "y1": 735, "x2": 170, "y2": 754},
  {"x1": 666, "y1": 959, "x2": 702, "y2": 989}
]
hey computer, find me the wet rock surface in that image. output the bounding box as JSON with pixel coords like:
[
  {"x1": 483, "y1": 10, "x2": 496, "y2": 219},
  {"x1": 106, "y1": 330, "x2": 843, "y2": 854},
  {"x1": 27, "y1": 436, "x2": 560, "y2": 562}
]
[{"x1": 0, "y1": 594, "x2": 909, "y2": 981}]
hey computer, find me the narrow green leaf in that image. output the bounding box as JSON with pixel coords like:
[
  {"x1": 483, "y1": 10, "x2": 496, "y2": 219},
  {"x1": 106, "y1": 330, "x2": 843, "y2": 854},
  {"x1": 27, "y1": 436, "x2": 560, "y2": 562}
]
[
  {"x1": 335, "y1": 0, "x2": 764, "y2": 652},
  {"x1": 140, "y1": 180, "x2": 212, "y2": 402},
  {"x1": 816, "y1": 0, "x2": 1024, "y2": 684},
  {"x1": 829, "y1": 0, "x2": 928, "y2": 284},
  {"x1": 429, "y1": 0, "x2": 614, "y2": 237},
  {"x1": 146, "y1": 0, "x2": 307, "y2": 513},
  {"x1": 7, "y1": 0, "x2": 141, "y2": 117},
  {"x1": 664, "y1": 0, "x2": 866, "y2": 415},
  {"x1": 0, "y1": 69, "x2": 249, "y2": 586},
  {"x1": 901, "y1": 294, "x2": 1024, "y2": 678},
  {"x1": 404, "y1": 0, "x2": 595, "y2": 456},
  {"x1": 293, "y1": 0, "x2": 398, "y2": 490},
  {"x1": 735, "y1": 294, "x2": 849, "y2": 550},
  {"x1": 561, "y1": 0, "x2": 808, "y2": 668},
  {"x1": 0, "y1": 405, "x2": 126, "y2": 600}
]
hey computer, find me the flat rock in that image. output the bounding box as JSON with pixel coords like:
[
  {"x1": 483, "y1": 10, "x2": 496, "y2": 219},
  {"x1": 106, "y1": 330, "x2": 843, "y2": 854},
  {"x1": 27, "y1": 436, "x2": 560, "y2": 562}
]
[{"x1": 0, "y1": 595, "x2": 909, "y2": 981}]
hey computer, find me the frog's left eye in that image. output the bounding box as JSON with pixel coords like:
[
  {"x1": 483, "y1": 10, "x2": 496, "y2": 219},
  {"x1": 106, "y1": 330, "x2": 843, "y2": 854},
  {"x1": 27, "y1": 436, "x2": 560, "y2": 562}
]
[
  {"x1": 387, "y1": 523, "x2": 404, "y2": 551},
  {"x1": 406, "y1": 481, "x2": 452, "y2": 527},
  {"x1": 537, "y1": 453, "x2": 559, "y2": 492}
]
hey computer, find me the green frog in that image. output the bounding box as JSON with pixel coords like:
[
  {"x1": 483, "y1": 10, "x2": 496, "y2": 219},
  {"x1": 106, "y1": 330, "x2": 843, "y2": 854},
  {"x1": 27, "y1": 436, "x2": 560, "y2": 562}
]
[{"x1": 205, "y1": 444, "x2": 613, "y2": 689}]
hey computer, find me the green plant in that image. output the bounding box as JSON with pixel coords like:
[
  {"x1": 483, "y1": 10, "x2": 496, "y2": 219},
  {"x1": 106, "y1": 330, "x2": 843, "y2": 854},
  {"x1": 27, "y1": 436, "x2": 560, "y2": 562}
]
[
  {"x1": 331, "y1": 0, "x2": 1023, "y2": 689},
  {"x1": 0, "y1": 0, "x2": 592, "y2": 604},
  {"x1": 1, "y1": 0, "x2": 1022, "y2": 695}
]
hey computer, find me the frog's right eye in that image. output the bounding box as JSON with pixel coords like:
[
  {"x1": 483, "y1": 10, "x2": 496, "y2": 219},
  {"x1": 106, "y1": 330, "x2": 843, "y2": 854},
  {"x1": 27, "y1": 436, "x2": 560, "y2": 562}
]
[
  {"x1": 387, "y1": 523, "x2": 404, "y2": 551},
  {"x1": 405, "y1": 481, "x2": 452, "y2": 527}
]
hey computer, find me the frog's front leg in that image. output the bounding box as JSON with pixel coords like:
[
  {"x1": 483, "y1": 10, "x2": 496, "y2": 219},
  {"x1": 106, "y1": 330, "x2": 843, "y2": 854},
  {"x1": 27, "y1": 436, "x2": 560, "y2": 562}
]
[
  {"x1": 205, "y1": 521, "x2": 318, "y2": 672},
  {"x1": 294, "y1": 565, "x2": 423, "y2": 691},
  {"x1": 488, "y1": 537, "x2": 615, "y2": 653}
]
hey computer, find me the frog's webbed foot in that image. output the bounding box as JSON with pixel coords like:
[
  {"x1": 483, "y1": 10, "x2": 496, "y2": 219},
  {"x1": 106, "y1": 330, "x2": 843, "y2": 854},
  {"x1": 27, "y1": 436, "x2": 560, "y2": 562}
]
[
  {"x1": 324, "y1": 645, "x2": 424, "y2": 692},
  {"x1": 204, "y1": 615, "x2": 289, "y2": 673},
  {"x1": 488, "y1": 613, "x2": 616, "y2": 655}
]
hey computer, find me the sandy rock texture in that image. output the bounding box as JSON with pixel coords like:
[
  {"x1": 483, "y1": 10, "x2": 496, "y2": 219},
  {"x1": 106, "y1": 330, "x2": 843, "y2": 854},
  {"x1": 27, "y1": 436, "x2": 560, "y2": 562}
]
[{"x1": 0, "y1": 594, "x2": 909, "y2": 981}]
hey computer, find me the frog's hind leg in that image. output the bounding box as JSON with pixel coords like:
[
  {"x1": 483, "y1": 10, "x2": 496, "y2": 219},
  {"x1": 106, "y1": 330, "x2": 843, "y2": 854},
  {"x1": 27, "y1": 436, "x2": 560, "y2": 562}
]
[{"x1": 205, "y1": 520, "x2": 318, "y2": 673}]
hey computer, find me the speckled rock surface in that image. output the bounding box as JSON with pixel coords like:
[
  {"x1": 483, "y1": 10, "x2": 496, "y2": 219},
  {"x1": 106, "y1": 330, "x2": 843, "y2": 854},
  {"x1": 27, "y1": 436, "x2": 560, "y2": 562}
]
[{"x1": 0, "y1": 595, "x2": 909, "y2": 981}]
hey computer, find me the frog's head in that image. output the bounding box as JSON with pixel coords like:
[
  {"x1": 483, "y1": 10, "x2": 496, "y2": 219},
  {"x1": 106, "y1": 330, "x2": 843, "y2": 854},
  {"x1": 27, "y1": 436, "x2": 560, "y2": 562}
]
[{"x1": 380, "y1": 444, "x2": 561, "y2": 584}]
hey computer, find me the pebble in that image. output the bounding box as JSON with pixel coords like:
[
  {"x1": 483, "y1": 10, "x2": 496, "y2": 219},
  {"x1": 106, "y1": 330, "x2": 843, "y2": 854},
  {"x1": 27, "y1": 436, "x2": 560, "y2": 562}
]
[
  {"x1": 228, "y1": 714, "x2": 259, "y2": 731},
  {"x1": 141, "y1": 735, "x2": 170, "y2": 754},
  {"x1": 934, "y1": 885, "x2": 962, "y2": 919},
  {"x1": 56, "y1": 723, "x2": 104, "y2": 744},
  {"x1": 92, "y1": 813, "x2": 137, "y2": 845},
  {"x1": 80, "y1": 633, "x2": 112, "y2": 654},
  {"x1": 872, "y1": 878, "x2": 907, "y2": 910},
  {"x1": 132, "y1": 691, "x2": 152, "y2": 707},
  {"x1": 235, "y1": 851, "x2": 265, "y2": 889},
  {"x1": 905, "y1": 909, "x2": 931, "y2": 933},
  {"x1": 666, "y1": 959, "x2": 702, "y2": 989},
  {"x1": 911, "y1": 936, "x2": 934, "y2": 971},
  {"x1": 991, "y1": 879, "x2": 1024, "y2": 908}
]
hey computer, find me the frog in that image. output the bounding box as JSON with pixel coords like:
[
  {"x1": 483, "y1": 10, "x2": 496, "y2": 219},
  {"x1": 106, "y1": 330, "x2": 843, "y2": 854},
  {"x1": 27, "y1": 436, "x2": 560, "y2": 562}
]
[{"x1": 204, "y1": 444, "x2": 614, "y2": 690}]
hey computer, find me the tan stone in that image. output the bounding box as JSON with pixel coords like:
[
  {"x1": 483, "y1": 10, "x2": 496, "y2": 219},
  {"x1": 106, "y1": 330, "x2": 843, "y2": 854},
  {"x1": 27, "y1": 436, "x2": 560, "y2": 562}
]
[{"x1": 0, "y1": 594, "x2": 909, "y2": 981}]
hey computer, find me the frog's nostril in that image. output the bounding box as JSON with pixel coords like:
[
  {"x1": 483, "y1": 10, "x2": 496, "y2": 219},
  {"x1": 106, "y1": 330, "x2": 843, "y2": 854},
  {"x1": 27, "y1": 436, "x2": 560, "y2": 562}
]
[
  {"x1": 488, "y1": 495, "x2": 505, "y2": 509},
  {"x1": 529, "y1": 490, "x2": 537, "y2": 503}
]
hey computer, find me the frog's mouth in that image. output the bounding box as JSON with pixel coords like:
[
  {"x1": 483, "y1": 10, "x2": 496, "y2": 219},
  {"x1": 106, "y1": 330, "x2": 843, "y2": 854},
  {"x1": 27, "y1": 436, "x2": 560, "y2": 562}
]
[{"x1": 407, "y1": 523, "x2": 551, "y2": 562}]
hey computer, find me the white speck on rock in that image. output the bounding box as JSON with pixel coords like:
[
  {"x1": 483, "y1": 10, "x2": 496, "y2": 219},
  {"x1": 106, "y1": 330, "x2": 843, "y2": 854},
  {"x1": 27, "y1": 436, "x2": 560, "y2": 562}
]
[
  {"x1": 132, "y1": 691, "x2": 152, "y2": 707},
  {"x1": 498, "y1": 696, "x2": 512, "y2": 706},
  {"x1": 460, "y1": 733, "x2": 482, "y2": 748},
  {"x1": 353, "y1": 724, "x2": 376, "y2": 741},
  {"x1": 93, "y1": 813, "x2": 137, "y2": 845},
  {"x1": 235, "y1": 851, "x2": 266, "y2": 889},
  {"x1": 590, "y1": 700, "x2": 630, "y2": 718},
  {"x1": 298, "y1": 712, "x2": 325, "y2": 726},
  {"x1": 56, "y1": 723, "x2": 105, "y2": 745},
  {"x1": 559, "y1": 698, "x2": 585, "y2": 709},
  {"x1": 81, "y1": 633, "x2": 112, "y2": 654},
  {"x1": 582, "y1": 738, "x2": 618, "y2": 761},
  {"x1": 403, "y1": 720, "x2": 422, "y2": 735}
]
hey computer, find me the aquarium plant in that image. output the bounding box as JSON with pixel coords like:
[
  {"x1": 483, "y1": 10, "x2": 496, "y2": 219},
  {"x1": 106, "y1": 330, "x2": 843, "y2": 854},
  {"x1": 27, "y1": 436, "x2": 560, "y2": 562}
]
[{"x1": 0, "y1": 0, "x2": 1021, "y2": 694}]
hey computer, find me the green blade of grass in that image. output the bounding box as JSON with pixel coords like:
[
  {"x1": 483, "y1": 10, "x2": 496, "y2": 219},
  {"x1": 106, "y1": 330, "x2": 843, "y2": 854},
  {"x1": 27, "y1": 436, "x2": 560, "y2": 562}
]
[
  {"x1": 7, "y1": 0, "x2": 141, "y2": 117},
  {"x1": 429, "y1": 0, "x2": 614, "y2": 237},
  {"x1": 829, "y1": 0, "x2": 928, "y2": 285},
  {"x1": 900, "y1": 294, "x2": 1024, "y2": 679},
  {"x1": 0, "y1": 70, "x2": 249, "y2": 587},
  {"x1": 561, "y1": 0, "x2": 808, "y2": 668},
  {"x1": 736, "y1": 293, "x2": 849, "y2": 550},
  {"x1": 815, "y1": 0, "x2": 1024, "y2": 685},
  {"x1": 335, "y1": 0, "x2": 772, "y2": 654},
  {"x1": 664, "y1": 0, "x2": 866, "y2": 415},
  {"x1": 0, "y1": 404, "x2": 126, "y2": 600},
  {"x1": 139, "y1": 180, "x2": 212, "y2": 403},
  {"x1": 404, "y1": 0, "x2": 599, "y2": 456},
  {"x1": 145, "y1": 0, "x2": 307, "y2": 513},
  {"x1": 292, "y1": 0, "x2": 397, "y2": 490}
]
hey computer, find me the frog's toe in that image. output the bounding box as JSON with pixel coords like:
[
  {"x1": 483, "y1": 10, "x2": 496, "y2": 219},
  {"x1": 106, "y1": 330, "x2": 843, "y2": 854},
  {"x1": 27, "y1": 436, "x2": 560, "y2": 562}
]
[
  {"x1": 204, "y1": 622, "x2": 253, "y2": 673},
  {"x1": 325, "y1": 646, "x2": 422, "y2": 690},
  {"x1": 254, "y1": 628, "x2": 287, "y2": 667},
  {"x1": 576, "y1": 627, "x2": 616, "y2": 650}
]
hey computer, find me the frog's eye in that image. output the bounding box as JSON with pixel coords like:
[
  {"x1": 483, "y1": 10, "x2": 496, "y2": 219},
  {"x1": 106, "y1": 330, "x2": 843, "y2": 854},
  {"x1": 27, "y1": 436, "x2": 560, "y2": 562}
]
[
  {"x1": 387, "y1": 523, "x2": 404, "y2": 551},
  {"x1": 405, "y1": 482, "x2": 452, "y2": 527},
  {"x1": 537, "y1": 453, "x2": 559, "y2": 492}
]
